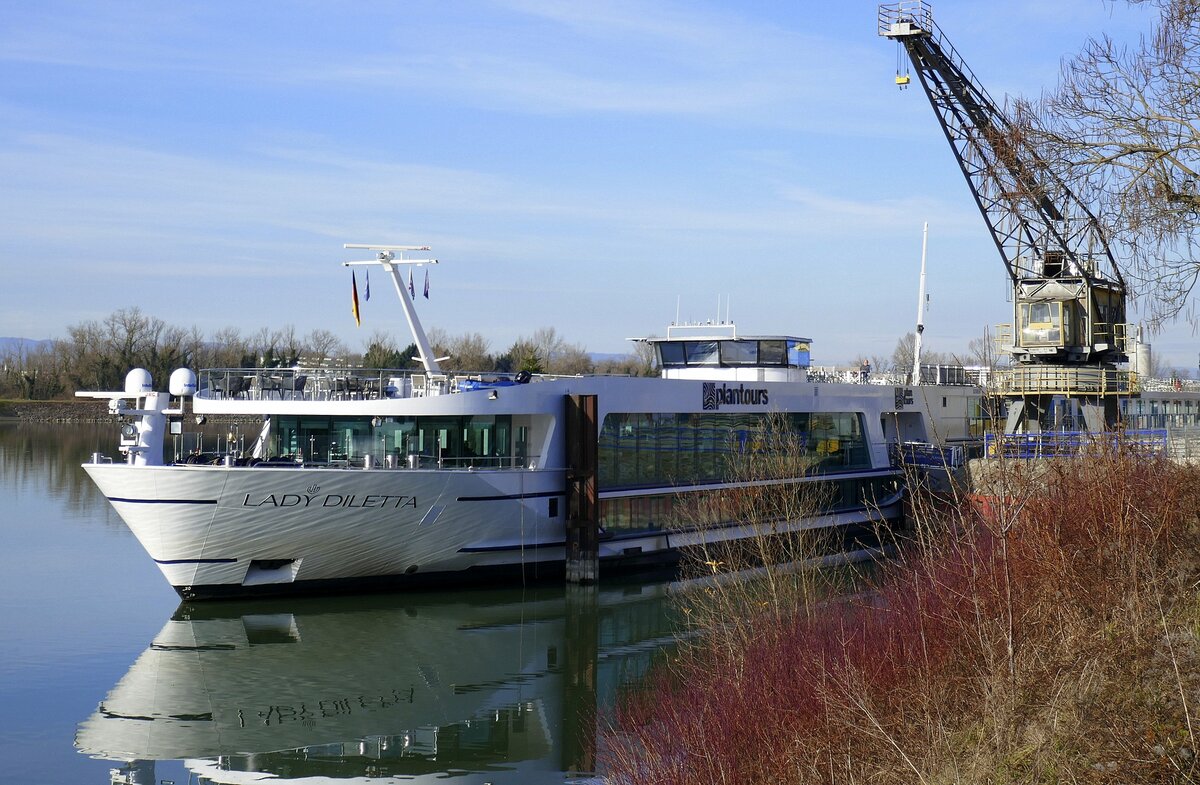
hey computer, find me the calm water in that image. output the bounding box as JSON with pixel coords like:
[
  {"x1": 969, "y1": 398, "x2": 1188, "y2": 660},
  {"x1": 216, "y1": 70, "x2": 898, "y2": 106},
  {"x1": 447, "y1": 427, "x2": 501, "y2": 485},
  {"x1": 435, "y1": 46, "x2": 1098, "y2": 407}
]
[{"x1": 0, "y1": 422, "x2": 679, "y2": 784}]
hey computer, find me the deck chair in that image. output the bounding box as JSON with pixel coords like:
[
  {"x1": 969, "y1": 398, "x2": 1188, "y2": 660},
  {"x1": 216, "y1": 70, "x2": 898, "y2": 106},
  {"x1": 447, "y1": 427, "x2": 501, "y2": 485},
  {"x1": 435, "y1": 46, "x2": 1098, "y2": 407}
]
[{"x1": 228, "y1": 376, "x2": 250, "y2": 399}]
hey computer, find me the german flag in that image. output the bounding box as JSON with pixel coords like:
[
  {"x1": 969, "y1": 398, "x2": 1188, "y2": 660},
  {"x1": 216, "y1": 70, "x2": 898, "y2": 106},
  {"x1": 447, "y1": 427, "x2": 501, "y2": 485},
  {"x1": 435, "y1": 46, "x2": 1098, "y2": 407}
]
[{"x1": 351, "y1": 271, "x2": 361, "y2": 327}]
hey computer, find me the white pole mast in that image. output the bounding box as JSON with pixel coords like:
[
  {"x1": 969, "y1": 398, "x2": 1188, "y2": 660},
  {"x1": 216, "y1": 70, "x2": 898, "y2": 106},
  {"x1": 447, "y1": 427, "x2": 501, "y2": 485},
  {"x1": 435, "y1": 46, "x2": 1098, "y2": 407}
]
[
  {"x1": 912, "y1": 222, "x2": 929, "y2": 384},
  {"x1": 343, "y1": 244, "x2": 442, "y2": 375}
]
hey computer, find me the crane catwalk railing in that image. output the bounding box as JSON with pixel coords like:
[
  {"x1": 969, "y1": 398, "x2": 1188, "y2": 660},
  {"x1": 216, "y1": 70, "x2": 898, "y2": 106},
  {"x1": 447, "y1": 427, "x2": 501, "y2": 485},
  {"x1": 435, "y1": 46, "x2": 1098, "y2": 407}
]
[{"x1": 996, "y1": 365, "x2": 1135, "y2": 397}]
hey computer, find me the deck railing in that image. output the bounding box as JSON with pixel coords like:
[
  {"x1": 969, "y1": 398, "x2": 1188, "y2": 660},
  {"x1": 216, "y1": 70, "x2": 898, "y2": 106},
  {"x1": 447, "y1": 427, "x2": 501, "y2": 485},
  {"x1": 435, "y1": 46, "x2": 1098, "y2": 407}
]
[{"x1": 195, "y1": 367, "x2": 552, "y2": 402}]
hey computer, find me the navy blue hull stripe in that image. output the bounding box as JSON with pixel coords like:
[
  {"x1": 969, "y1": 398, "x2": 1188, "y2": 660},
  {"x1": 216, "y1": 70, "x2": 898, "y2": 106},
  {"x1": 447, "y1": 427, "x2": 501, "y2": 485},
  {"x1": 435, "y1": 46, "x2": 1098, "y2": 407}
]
[
  {"x1": 155, "y1": 557, "x2": 238, "y2": 564},
  {"x1": 459, "y1": 540, "x2": 565, "y2": 553},
  {"x1": 109, "y1": 497, "x2": 218, "y2": 505},
  {"x1": 456, "y1": 490, "x2": 563, "y2": 502}
]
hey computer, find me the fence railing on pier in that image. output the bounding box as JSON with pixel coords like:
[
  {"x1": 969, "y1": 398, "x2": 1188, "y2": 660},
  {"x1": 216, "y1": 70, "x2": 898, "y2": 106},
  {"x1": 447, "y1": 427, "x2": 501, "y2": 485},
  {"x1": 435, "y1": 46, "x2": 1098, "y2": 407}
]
[
  {"x1": 891, "y1": 441, "x2": 966, "y2": 470},
  {"x1": 983, "y1": 429, "x2": 1168, "y2": 459}
]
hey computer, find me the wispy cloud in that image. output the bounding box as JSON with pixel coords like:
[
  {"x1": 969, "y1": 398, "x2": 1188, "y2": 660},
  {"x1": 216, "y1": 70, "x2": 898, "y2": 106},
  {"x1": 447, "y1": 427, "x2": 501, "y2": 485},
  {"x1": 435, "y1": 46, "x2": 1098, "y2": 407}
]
[{"x1": 0, "y1": 1, "x2": 890, "y2": 133}]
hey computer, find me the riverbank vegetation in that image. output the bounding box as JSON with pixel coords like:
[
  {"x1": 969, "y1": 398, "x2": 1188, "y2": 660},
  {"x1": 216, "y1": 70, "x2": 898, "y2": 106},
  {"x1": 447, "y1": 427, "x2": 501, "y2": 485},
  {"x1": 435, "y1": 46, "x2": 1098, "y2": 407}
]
[
  {"x1": 0, "y1": 308, "x2": 653, "y2": 400},
  {"x1": 602, "y1": 448, "x2": 1200, "y2": 783}
]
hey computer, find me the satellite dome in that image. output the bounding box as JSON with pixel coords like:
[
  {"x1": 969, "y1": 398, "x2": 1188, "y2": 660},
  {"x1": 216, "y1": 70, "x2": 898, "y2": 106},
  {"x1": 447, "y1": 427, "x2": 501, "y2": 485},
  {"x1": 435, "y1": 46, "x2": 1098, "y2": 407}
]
[
  {"x1": 169, "y1": 368, "x2": 198, "y2": 397},
  {"x1": 124, "y1": 368, "x2": 153, "y2": 395}
]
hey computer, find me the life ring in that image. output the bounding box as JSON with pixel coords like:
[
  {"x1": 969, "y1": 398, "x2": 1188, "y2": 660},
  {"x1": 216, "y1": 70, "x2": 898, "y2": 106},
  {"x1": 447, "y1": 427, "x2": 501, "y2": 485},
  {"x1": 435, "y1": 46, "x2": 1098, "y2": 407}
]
[{"x1": 515, "y1": 370, "x2": 532, "y2": 384}]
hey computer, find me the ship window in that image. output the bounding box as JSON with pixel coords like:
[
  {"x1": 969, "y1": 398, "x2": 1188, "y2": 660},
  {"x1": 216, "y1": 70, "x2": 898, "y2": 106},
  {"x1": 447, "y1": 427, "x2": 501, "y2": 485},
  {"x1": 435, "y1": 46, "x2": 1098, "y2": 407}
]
[
  {"x1": 719, "y1": 341, "x2": 758, "y2": 365},
  {"x1": 598, "y1": 411, "x2": 870, "y2": 490},
  {"x1": 598, "y1": 474, "x2": 897, "y2": 534},
  {"x1": 787, "y1": 340, "x2": 810, "y2": 368},
  {"x1": 657, "y1": 342, "x2": 685, "y2": 367},
  {"x1": 273, "y1": 414, "x2": 511, "y2": 468},
  {"x1": 684, "y1": 341, "x2": 719, "y2": 365},
  {"x1": 758, "y1": 340, "x2": 786, "y2": 365}
]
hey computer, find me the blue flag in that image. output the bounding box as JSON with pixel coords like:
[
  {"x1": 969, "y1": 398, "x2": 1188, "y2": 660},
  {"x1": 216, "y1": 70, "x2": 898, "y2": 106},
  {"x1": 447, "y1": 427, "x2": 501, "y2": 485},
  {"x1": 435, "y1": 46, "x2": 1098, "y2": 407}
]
[
  {"x1": 364, "y1": 269, "x2": 370, "y2": 301},
  {"x1": 408, "y1": 268, "x2": 415, "y2": 298},
  {"x1": 423, "y1": 269, "x2": 429, "y2": 299}
]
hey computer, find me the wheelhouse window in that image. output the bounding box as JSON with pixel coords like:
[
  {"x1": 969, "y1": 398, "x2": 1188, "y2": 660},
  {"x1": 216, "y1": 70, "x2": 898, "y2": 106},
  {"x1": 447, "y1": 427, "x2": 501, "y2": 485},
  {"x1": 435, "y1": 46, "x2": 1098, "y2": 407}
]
[
  {"x1": 657, "y1": 341, "x2": 685, "y2": 366},
  {"x1": 758, "y1": 340, "x2": 786, "y2": 365},
  {"x1": 684, "y1": 341, "x2": 719, "y2": 365},
  {"x1": 787, "y1": 340, "x2": 810, "y2": 367},
  {"x1": 719, "y1": 340, "x2": 758, "y2": 365},
  {"x1": 655, "y1": 337, "x2": 812, "y2": 369}
]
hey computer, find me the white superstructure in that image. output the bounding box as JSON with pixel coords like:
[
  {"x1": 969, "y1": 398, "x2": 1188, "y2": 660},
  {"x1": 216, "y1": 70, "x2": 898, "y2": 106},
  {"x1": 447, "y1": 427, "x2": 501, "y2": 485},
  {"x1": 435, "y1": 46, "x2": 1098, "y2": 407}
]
[{"x1": 78, "y1": 247, "x2": 983, "y2": 599}]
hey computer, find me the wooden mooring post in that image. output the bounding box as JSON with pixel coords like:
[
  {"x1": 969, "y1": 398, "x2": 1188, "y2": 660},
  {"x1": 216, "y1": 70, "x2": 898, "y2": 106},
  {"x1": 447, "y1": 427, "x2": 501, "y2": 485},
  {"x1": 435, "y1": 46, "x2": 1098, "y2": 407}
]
[
  {"x1": 565, "y1": 393, "x2": 598, "y2": 584},
  {"x1": 561, "y1": 582, "x2": 599, "y2": 774}
]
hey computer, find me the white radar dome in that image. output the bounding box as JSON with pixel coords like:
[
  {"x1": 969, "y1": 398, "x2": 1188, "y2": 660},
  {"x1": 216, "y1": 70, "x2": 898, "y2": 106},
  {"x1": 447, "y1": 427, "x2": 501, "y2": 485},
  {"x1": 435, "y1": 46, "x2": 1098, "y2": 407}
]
[
  {"x1": 169, "y1": 368, "x2": 198, "y2": 397},
  {"x1": 124, "y1": 368, "x2": 153, "y2": 395}
]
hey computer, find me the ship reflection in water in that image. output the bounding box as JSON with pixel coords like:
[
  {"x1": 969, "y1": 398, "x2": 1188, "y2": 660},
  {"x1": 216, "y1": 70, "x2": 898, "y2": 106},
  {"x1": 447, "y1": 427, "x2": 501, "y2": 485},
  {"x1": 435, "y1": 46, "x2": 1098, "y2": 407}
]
[{"x1": 76, "y1": 581, "x2": 681, "y2": 784}]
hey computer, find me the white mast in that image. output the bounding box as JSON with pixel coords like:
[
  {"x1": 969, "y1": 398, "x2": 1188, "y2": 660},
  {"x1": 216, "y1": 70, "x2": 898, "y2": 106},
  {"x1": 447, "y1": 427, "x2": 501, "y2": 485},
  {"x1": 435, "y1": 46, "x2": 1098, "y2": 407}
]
[
  {"x1": 343, "y1": 244, "x2": 442, "y2": 375},
  {"x1": 912, "y1": 222, "x2": 929, "y2": 384}
]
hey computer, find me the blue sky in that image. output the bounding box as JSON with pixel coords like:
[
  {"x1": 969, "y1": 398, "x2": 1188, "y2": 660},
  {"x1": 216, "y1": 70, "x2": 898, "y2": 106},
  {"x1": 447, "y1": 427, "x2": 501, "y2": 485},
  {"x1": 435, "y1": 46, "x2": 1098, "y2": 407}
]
[{"x1": 3, "y1": 0, "x2": 1189, "y2": 368}]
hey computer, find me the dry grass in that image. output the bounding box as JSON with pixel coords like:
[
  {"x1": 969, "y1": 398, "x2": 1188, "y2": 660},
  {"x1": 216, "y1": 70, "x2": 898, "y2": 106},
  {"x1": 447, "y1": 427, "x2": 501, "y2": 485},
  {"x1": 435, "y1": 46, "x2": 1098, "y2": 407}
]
[{"x1": 602, "y1": 445, "x2": 1200, "y2": 784}]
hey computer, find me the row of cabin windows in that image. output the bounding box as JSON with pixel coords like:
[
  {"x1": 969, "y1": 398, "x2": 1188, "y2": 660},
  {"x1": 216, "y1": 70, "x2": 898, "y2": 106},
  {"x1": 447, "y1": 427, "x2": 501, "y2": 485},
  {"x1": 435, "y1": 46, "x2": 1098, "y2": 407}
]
[
  {"x1": 598, "y1": 411, "x2": 870, "y2": 490},
  {"x1": 270, "y1": 415, "x2": 520, "y2": 467},
  {"x1": 268, "y1": 410, "x2": 871, "y2": 478},
  {"x1": 600, "y1": 475, "x2": 900, "y2": 535},
  {"x1": 656, "y1": 339, "x2": 810, "y2": 368}
]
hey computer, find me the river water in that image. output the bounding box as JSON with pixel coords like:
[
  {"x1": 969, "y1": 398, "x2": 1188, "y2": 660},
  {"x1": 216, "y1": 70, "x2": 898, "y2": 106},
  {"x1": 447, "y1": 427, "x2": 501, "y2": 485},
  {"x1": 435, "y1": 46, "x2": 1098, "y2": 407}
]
[{"x1": 0, "y1": 422, "x2": 680, "y2": 784}]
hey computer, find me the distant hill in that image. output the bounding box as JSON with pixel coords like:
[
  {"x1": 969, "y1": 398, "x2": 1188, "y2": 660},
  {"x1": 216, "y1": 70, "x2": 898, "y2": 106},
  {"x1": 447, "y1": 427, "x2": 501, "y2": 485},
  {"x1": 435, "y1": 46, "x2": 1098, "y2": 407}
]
[{"x1": 0, "y1": 337, "x2": 53, "y2": 356}]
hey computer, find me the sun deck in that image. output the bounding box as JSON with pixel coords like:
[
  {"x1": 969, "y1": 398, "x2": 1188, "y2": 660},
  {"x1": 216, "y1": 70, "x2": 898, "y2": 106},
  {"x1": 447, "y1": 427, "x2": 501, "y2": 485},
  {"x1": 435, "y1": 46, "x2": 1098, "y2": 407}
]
[{"x1": 195, "y1": 367, "x2": 555, "y2": 403}]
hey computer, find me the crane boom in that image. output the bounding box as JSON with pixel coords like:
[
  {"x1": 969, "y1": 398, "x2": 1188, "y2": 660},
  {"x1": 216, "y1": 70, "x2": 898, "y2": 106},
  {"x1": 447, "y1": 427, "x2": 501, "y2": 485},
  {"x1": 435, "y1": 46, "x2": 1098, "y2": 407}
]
[
  {"x1": 879, "y1": 2, "x2": 1123, "y2": 293},
  {"x1": 879, "y1": 1, "x2": 1133, "y2": 432}
]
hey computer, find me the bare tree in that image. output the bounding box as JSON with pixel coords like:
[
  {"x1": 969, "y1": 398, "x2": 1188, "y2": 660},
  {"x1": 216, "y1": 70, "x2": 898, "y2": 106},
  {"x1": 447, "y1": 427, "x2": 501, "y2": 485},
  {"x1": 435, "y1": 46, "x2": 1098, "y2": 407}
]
[
  {"x1": 595, "y1": 340, "x2": 659, "y2": 376},
  {"x1": 277, "y1": 324, "x2": 303, "y2": 365},
  {"x1": 303, "y1": 328, "x2": 343, "y2": 366},
  {"x1": 247, "y1": 327, "x2": 284, "y2": 367},
  {"x1": 209, "y1": 326, "x2": 249, "y2": 368},
  {"x1": 550, "y1": 344, "x2": 594, "y2": 375},
  {"x1": 442, "y1": 332, "x2": 493, "y2": 372},
  {"x1": 531, "y1": 326, "x2": 566, "y2": 367},
  {"x1": 632, "y1": 339, "x2": 658, "y2": 376},
  {"x1": 425, "y1": 326, "x2": 451, "y2": 363},
  {"x1": 1015, "y1": 0, "x2": 1200, "y2": 326},
  {"x1": 529, "y1": 326, "x2": 592, "y2": 374},
  {"x1": 966, "y1": 327, "x2": 999, "y2": 369},
  {"x1": 869, "y1": 353, "x2": 893, "y2": 375},
  {"x1": 181, "y1": 326, "x2": 208, "y2": 370},
  {"x1": 0, "y1": 342, "x2": 65, "y2": 399}
]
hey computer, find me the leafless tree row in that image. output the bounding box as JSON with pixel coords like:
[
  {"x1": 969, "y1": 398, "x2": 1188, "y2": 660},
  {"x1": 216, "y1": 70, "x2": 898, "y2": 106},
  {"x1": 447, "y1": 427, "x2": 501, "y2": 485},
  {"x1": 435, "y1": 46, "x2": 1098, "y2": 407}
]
[{"x1": 0, "y1": 309, "x2": 659, "y2": 400}]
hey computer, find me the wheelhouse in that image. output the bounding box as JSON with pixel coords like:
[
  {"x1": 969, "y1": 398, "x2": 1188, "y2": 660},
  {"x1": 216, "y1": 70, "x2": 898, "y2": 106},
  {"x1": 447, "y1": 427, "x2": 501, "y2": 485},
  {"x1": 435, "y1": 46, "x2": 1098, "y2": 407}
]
[{"x1": 645, "y1": 323, "x2": 811, "y2": 383}]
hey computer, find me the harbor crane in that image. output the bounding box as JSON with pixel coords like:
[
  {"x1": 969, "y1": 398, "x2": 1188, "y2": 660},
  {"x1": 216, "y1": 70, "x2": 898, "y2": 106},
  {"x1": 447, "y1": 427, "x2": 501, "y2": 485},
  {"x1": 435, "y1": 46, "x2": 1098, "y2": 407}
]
[{"x1": 879, "y1": 1, "x2": 1133, "y2": 433}]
